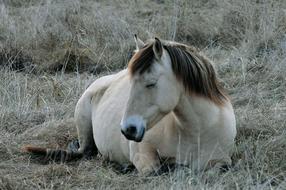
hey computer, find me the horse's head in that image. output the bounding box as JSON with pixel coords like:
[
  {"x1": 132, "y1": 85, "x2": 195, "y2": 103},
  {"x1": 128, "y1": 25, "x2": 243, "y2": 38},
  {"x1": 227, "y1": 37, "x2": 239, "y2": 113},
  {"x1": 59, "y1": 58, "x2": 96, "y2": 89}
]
[{"x1": 120, "y1": 36, "x2": 182, "y2": 142}]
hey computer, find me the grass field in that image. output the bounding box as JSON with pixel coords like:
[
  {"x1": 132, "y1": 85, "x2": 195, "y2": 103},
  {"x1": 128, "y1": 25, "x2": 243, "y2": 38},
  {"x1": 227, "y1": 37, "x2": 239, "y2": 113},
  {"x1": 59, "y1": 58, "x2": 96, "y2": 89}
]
[{"x1": 0, "y1": 0, "x2": 286, "y2": 189}]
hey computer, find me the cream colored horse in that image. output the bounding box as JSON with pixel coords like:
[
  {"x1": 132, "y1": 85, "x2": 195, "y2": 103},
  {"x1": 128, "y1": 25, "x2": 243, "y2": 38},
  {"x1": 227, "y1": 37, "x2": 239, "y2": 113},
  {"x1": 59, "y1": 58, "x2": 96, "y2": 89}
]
[{"x1": 24, "y1": 36, "x2": 236, "y2": 175}]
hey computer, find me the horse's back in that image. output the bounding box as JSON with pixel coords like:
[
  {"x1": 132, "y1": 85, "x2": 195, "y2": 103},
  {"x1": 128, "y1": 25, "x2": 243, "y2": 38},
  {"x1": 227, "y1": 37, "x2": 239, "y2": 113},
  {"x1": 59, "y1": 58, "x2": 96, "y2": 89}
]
[{"x1": 87, "y1": 69, "x2": 131, "y2": 163}]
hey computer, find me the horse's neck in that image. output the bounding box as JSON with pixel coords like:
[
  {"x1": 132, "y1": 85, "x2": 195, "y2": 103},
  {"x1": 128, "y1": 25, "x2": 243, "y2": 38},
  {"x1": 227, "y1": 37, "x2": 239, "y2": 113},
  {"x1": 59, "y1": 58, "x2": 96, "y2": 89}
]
[{"x1": 173, "y1": 94, "x2": 221, "y2": 133}]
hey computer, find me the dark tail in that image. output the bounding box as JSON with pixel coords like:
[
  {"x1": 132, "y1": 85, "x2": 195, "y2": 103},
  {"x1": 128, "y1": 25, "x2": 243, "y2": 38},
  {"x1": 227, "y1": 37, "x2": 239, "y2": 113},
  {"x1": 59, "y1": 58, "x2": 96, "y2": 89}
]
[{"x1": 22, "y1": 145, "x2": 83, "y2": 162}]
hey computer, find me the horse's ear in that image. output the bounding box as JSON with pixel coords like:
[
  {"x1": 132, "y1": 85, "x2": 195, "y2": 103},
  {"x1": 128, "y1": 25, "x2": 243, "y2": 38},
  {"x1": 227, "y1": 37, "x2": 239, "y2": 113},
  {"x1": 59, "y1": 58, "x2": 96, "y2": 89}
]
[
  {"x1": 153, "y1": 37, "x2": 163, "y2": 60},
  {"x1": 134, "y1": 34, "x2": 145, "y2": 50}
]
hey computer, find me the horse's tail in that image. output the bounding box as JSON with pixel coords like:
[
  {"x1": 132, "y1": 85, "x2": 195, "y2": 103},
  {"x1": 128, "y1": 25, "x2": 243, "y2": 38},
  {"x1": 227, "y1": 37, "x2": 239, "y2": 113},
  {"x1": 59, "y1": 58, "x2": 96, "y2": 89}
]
[{"x1": 22, "y1": 144, "x2": 83, "y2": 162}]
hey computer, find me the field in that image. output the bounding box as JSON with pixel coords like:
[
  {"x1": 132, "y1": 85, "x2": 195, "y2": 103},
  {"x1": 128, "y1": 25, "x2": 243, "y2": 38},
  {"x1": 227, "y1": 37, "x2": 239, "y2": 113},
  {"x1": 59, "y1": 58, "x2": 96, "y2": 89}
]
[{"x1": 0, "y1": 0, "x2": 286, "y2": 189}]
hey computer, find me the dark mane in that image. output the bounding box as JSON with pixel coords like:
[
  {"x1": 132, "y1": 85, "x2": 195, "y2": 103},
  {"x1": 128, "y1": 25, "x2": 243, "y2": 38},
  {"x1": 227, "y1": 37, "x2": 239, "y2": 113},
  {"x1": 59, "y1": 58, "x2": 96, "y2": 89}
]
[{"x1": 128, "y1": 41, "x2": 227, "y2": 105}]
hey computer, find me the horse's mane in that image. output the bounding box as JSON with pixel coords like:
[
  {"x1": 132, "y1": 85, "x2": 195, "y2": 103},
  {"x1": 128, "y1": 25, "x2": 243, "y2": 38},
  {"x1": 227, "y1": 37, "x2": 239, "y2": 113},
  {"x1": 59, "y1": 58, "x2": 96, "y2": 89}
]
[{"x1": 128, "y1": 40, "x2": 227, "y2": 105}]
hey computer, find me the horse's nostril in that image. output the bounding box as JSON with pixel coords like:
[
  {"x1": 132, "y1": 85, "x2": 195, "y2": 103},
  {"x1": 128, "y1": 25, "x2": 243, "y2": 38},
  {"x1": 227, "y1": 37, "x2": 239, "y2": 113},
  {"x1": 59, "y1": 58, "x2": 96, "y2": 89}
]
[{"x1": 126, "y1": 125, "x2": 137, "y2": 135}]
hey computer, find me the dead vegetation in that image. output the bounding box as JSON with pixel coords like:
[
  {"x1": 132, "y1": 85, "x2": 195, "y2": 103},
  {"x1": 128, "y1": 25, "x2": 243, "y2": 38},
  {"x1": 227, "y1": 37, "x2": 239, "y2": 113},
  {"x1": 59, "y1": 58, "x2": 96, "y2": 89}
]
[{"x1": 0, "y1": 0, "x2": 286, "y2": 189}]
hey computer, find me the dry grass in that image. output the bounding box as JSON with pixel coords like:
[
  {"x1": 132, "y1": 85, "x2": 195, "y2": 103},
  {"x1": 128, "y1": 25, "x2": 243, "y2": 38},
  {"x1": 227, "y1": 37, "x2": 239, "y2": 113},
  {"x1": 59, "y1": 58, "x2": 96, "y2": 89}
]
[{"x1": 0, "y1": 0, "x2": 286, "y2": 189}]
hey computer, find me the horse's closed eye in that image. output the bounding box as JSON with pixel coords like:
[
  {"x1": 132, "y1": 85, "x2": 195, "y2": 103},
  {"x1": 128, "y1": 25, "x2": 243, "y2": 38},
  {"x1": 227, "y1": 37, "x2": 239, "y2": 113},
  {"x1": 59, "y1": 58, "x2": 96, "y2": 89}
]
[{"x1": 145, "y1": 83, "x2": 156, "y2": 89}]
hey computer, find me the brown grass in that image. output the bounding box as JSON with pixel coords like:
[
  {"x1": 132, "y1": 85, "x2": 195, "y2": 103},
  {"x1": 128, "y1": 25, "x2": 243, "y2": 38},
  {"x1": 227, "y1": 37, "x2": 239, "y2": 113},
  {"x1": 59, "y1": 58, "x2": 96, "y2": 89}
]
[{"x1": 0, "y1": 0, "x2": 286, "y2": 189}]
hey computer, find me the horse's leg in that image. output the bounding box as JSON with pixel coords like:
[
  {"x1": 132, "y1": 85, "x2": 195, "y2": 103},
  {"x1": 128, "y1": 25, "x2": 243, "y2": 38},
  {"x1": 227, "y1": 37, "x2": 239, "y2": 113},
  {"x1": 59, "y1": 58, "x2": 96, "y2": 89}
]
[
  {"x1": 74, "y1": 95, "x2": 98, "y2": 158},
  {"x1": 129, "y1": 142, "x2": 160, "y2": 175}
]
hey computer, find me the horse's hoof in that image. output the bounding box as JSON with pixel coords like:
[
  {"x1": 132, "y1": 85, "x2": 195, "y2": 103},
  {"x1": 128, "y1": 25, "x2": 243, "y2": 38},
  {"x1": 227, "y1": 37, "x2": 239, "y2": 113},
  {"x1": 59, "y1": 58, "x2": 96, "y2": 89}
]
[
  {"x1": 120, "y1": 164, "x2": 135, "y2": 174},
  {"x1": 67, "y1": 139, "x2": 80, "y2": 152}
]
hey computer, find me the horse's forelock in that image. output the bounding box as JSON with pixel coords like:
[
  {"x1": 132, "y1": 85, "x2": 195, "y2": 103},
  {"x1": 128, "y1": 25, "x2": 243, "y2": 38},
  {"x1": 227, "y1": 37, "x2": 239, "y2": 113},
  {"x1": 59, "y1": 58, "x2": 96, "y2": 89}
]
[
  {"x1": 128, "y1": 41, "x2": 227, "y2": 105},
  {"x1": 128, "y1": 43, "x2": 154, "y2": 76}
]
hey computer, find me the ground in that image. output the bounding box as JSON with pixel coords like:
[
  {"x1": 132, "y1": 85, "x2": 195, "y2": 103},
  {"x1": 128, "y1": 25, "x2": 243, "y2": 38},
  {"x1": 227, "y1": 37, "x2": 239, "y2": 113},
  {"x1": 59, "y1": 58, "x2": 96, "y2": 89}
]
[{"x1": 0, "y1": 0, "x2": 286, "y2": 189}]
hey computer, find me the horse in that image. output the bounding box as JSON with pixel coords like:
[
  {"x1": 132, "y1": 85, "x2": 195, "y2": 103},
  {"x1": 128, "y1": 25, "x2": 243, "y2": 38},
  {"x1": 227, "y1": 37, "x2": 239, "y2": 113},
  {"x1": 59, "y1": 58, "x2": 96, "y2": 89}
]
[{"x1": 23, "y1": 36, "x2": 236, "y2": 175}]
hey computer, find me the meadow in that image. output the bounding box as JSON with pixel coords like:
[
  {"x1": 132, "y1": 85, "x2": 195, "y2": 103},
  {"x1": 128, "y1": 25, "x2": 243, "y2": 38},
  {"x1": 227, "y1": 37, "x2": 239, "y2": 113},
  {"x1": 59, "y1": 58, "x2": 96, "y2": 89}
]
[{"x1": 0, "y1": 0, "x2": 286, "y2": 189}]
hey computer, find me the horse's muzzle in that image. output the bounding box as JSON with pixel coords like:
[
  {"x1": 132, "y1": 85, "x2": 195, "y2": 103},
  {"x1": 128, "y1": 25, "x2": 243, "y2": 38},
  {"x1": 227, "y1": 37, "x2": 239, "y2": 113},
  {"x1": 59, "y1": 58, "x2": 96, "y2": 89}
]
[
  {"x1": 121, "y1": 126, "x2": 145, "y2": 142},
  {"x1": 120, "y1": 115, "x2": 146, "y2": 142}
]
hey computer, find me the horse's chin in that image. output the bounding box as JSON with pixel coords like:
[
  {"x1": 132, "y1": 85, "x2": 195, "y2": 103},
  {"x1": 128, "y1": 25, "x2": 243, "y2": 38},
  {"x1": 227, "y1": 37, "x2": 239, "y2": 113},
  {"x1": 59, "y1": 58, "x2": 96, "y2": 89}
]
[
  {"x1": 124, "y1": 135, "x2": 144, "y2": 142},
  {"x1": 133, "y1": 137, "x2": 143, "y2": 143}
]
